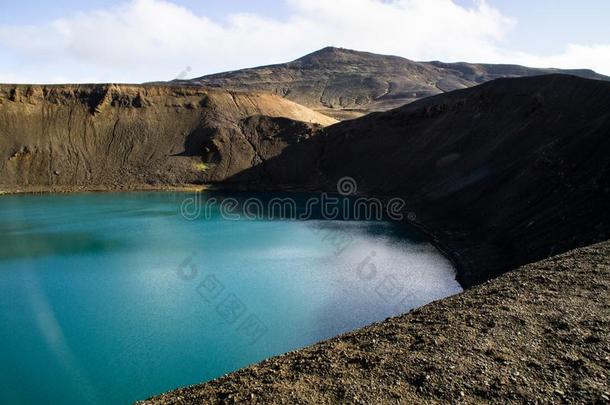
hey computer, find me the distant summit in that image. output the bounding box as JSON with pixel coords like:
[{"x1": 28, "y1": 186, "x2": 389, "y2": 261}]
[
  {"x1": 292, "y1": 46, "x2": 412, "y2": 66},
  {"x1": 177, "y1": 47, "x2": 609, "y2": 120}
]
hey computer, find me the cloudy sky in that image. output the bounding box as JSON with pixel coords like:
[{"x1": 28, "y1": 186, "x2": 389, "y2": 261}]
[{"x1": 1, "y1": 0, "x2": 609, "y2": 83}]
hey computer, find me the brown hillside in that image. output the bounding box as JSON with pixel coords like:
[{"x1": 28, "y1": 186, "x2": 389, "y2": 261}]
[{"x1": 0, "y1": 84, "x2": 335, "y2": 191}]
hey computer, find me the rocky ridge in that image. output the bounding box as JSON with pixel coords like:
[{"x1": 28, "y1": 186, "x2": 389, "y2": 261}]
[{"x1": 179, "y1": 47, "x2": 609, "y2": 119}]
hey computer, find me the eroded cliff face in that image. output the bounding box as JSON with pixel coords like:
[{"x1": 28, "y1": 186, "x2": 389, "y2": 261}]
[{"x1": 0, "y1": 84, "x2": 335, "y2": 190}]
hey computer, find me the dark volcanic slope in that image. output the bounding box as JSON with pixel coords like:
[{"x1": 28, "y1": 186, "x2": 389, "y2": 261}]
[
  {"x1": 215, "y1": 75, "x2": 610, "y2": 286},
  {"x1": 144, "y1": 240, "x2": 610, "y2": 404},
  {"x1": 180, "y1": 47, "x2": 609, "y2": 120}
]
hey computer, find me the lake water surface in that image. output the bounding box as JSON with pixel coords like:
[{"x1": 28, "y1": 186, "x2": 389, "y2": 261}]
[{"x1": 0, "y1": 192, "x2": 462, "y2": 404}]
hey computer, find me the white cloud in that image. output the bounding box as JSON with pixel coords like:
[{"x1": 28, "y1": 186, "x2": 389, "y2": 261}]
[
  {"x1": 0, "y1": 72, "x2": 22, "y2": 83},
  {"x1": 509, "y1": 44, "x2": 610, "y2": 76},
  {"x1": 0, "y1": 0, "x2": 608, "y2": 83}
]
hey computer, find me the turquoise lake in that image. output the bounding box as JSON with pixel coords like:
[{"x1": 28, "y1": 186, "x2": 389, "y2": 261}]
[{"x1": 0, "y1": 192, "x2": 462, "y2": 404}]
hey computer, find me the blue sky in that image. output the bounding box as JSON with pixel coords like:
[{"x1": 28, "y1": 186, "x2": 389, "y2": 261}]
[
  {"x1": 0, "y1": 1, "x2": 290, "y2": 24},
  {"x1": 472, "y1": 0, "x2": 610, "y2": 53},
  {"x1": 1, "y1": 0, "x2": 609, "y2": 83}
]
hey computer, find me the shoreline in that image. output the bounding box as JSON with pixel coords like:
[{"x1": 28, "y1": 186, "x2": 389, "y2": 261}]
[
  {"x1": 141, "y1": 240, "x2": 610, "y2": 403},
  {"x1": 0, "y1": 184, "x2": 470, "y2": 288},
  {"x1": 0, "y1": 184, "x2": 209, "y2": 195},
  {"x1": 3, "y1": 184, "x2": 608, "y2": 403}
]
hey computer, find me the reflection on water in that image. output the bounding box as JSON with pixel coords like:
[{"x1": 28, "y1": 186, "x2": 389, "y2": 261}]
[
  {"x1": 0, "y1": 192, "x2": 462, "y2": 404},
  {"x1": 0, "y1": 231, "x2": 123, "y2": 261}
]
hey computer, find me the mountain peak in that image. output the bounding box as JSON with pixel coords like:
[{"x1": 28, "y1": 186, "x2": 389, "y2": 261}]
[
  {"x1": 188, "y1": 48, "x2": 609, "y2": 121},
  {"x1": 290, "y1": 47, "x2": 416, "y2": 72},
  {"x1": 294, "y1": 46, "x2": 361, "y2": 63},
  {"x1": 305, "y1": 46, "x2": 353, "y2": 55}
]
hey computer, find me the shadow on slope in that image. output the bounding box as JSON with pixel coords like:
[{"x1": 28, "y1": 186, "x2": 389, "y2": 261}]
[{"x1": 214, "y1": 74, "x2": 610, "y2": 287}]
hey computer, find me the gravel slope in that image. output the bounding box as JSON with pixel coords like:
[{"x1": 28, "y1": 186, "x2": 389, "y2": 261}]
[{"x1": 142, "y1": 240, "x2": 610, "y2": 404}]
